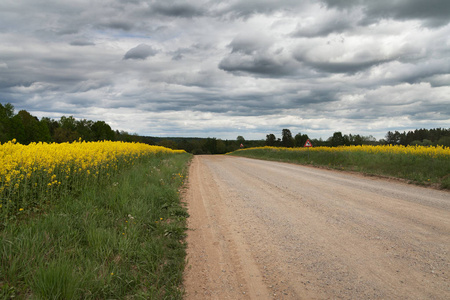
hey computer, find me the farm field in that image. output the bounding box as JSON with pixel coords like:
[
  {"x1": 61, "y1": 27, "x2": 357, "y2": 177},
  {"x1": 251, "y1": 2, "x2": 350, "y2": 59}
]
[
  {"x1": 183, "y1": 155, "x2": 450, "y2": 299},
  {"x1": 3, "y1": 141, "x2": 449, "y2": 299},
  {"x1": 229, "y1": 145, "x2": 450, "y2": 189},
  {"x1": 1, "y1": 140, "x2": 191, "y2": 299}
]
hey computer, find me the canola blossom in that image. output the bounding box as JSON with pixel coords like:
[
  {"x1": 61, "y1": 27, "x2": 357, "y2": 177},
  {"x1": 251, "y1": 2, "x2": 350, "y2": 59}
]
[
  {"x1": 236, "y1": 144, "x2": 450, "y2": 158},
  {"x1": 1, "y1": 139, "x2": 184, "y2": 218}
]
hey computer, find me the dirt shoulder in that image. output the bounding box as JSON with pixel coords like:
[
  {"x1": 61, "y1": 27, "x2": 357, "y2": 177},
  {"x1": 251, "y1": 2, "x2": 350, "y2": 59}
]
[{"x1": 183, "y1": 155, "x2": 450, "y2": 299}]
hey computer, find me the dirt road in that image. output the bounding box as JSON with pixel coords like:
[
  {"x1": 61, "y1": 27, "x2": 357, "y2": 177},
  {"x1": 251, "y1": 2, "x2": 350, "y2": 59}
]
[{"x1": 183, "y1": 155, "x2": 450, "y2": 299}]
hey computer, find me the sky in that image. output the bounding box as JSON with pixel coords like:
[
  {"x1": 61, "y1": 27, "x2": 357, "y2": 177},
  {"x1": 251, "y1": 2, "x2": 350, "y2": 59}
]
[{"x1": 1, "y1": 0, "x2": 449, "y2": 141}]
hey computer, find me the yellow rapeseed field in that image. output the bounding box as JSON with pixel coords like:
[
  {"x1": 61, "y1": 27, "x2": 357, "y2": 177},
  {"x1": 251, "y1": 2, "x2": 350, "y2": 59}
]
[
  {"x1": 1, "y1": 139, "x2": 184, "y2": 218},
  {"x1": 232, "y1": 144, "x2": 450, "y2": 189},
  {"x1": 238, "y1": 144, "x2": 450, "y2": 158}
]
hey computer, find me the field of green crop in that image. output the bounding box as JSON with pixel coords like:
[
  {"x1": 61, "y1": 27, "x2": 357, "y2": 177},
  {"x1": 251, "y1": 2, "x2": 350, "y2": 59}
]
[{"x1": 229, "y1": 145, "x2": 450, "y2": 189}]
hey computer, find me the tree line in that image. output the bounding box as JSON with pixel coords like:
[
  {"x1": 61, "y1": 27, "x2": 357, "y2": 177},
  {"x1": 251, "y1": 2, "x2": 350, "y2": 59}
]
[
  {"x1": 384, "y1": 129, "x2": 450, "y2": 146},
  {"x1": 0, "y1": 103, "x2": 144, "y2": 144},
  {"x1": 0, "y1": 103, "x2": 258, "y2": 154},
  {"x1": 265, "y1": 128, "x2": 450, "y2": 148},
  {"x1": 264, "y1": 129, "x2": 378, "y2": 148},
  {"x1": 2, "y1": 102, "x2": 449, "y2": 153},
  {"x1": 155, "y1": 136, "x2": 263, "y2": 155}
]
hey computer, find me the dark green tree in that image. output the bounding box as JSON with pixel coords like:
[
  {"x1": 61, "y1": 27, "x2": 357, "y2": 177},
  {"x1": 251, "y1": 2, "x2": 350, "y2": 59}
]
[
  {"x1": 178, "y1": 139, "x2": 194, "y2": 153},
  {"x1": 76, "y1": 119, "x2": 94, "y2": 141},
  {"x1": 203, "y1": 137, "x2": 217, "y2": 154},
  {"x1": 17, "y1": 110, "x2": 51, "y2": 144},
  {"x1": 18, "y1": 110, "x2": 40, "y2": 144},
  {"x1": 53, "y1": 127, "x2": 80, "y2": 143},
  {"x1": 9, "y1": 115, "x2": 26, "y2": 143},
  {"x1": 265, "y1": 134, "x2": 276, "y2": 146},
  {"x1": 59, "y1": 116, "x2": 77, "y2": 131},
  {"x1": 54, "y1": 116, "x2": 80, "y2": 142},
  {"x1": 0, "y1": 103, "x2": 15, "y2": 142},
  {"x1": 311, "y1": 138, "x2": 328, "y2": 147},
  {"x1": 330, "y1": 132, "x2": 345, "y2": 147},
  {"x1": 158, "y1": 139, "x2": 178, "y2": 149},
  {"x1": 294, "y1": 133, "x2": 309, "y2": 147},
  {"x1": 41, "y1": 117, "x2": 59, "y2": 139},
  {"x1": 437, "y1": 136, "x2": 450, "y2": 147},
  {"x1": 38, "y1": 119, "x2": 52, "y2": 142},
  {"x1": 281, "y1": 129, "x2": 294, "y2": 147},
  {"x1": 91, "y1": 121, "x2": 115, "y2": 141},
  {"x1": 216, "y1": 139, "x2": 226, "y2": 153},
  {"x1": 0, "y1": 103, "x2": 14, "y2": 119}
]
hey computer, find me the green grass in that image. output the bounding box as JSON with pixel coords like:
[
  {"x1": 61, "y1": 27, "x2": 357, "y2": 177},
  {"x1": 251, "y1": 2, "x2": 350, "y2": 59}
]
[
  {"x1": 229, "y1": 148, "x2": 450, "y2": 189},
  {"x1": 0, "y1": 152, "x2": 192, "y2": 299}
]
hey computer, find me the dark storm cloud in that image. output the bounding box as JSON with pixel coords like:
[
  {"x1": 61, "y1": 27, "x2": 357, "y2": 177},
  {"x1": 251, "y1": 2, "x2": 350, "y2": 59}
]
[
  {"x1": 218, "y1": 53, "x2": 298, "y2": 77},
  {"x1": 228, "y1": 35, "x2": 272, "y2": 55},
  {"x1": 100, "y1": 20, "x2": 135, "y2": 31},
  {"x1": 291, "y1": 13, "x2": 355, "y2": 38},
  {"x1": 399, "y1": 60, "x2": 450, "y2": 85},
  {"x1": 216, "y1": 0, "x2": 306, "y2": 18},
  {"x1": 69, "y1": 40, "x2": 95, "y2": 46},
  {"x1": 219, "y1": 34, "x2": 299, "y2": 77},
  {"x1": 172, "y1": 53, "x2": 184, "y2": 61},
  {"x1": 303, "y1": 89, "x2": 340, "y2": 104},
  {"x1": 320, "y1": 0, "x2": 450, "y2": 27},
  {"x1": 58, "y1": 28, "x2": 80, "y2": 35},
  {"x1": 169, "y1": 44, "x2": 205, "y2": 61},
  {"x1": 172, "y1": 93, "x2": 286, "y2": 116},
  {"x1": 296, "y1": 57, "x2": 391, "y2": 74},
  {"x1": 150, "y1": 2, "x2": 205, "y2": 18},
  {"x1": 293, "y1": 42, "x2": 394, "y2": 75},
  {"x1": 70, "y1": 79, "x2": 112, "y2": 93},
  {"x1": 123, "y1": 44, "x2": 158, "y2": 60}
]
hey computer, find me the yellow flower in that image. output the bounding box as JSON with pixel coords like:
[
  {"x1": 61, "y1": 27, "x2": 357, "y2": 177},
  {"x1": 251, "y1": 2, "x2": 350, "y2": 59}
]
[{"x1": 1, "y1": 140, "x2": 185, "y2": 217}]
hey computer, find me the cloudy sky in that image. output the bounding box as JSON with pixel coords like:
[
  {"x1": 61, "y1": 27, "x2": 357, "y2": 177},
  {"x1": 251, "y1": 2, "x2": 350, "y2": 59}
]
[{"x1": 1, "y1": 0, "x2": 449, "y2": 140}]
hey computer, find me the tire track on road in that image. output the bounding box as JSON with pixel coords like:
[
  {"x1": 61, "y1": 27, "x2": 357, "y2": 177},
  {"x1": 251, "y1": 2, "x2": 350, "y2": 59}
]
[{"x1": 183, "y1": 155, "x2": 450, "y2": 299}]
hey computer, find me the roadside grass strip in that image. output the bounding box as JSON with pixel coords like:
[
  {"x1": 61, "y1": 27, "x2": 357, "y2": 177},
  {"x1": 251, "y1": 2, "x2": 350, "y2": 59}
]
[
  {"x1": 229, "y1": 145, "x2": 450, "y2": 189},
  {"x1": 1, "y1": 140, "x2": 191, "y2": 299}
]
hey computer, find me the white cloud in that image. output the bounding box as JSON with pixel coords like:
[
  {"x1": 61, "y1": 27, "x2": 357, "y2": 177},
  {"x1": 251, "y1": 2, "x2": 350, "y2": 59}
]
[{"x1": 0, "y1": 0, "x2": 449, "y2": 140}]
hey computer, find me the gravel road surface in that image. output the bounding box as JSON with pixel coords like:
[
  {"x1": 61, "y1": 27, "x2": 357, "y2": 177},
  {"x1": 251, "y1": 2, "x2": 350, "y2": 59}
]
[{"x1": 183, "y1": 155, "x2": 450, "y2": 299}]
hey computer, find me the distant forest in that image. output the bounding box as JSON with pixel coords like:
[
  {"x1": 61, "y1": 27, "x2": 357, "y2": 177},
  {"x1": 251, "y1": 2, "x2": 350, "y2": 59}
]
[{"x1": 1, "y1": 102, "x2": 449, "y2": 154}]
